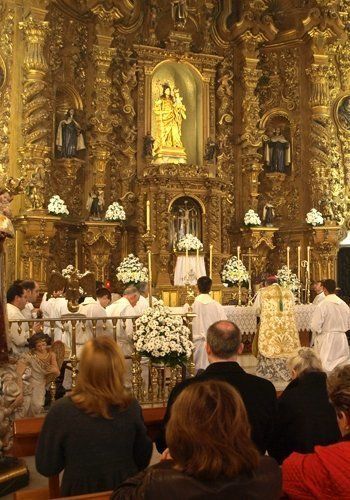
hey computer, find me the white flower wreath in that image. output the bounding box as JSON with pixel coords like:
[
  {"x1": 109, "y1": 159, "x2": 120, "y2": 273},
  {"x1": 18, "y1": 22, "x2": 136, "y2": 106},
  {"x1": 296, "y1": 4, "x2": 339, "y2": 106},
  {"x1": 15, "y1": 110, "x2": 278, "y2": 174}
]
[
  {"x1": 134, "y1": 301, "x2": 194, "y2": 365},
  {"x1": 116, "y1": 254, "x2": 148, "y2": 285},
  {"x1": 221, "y1": 256, "x2": 249, "y2": 286},
  {"x1": 105, "y1": 201, "x2": 126, "y2": 222},
  {"x1": 48, "y1": 195, "x2": 69, "y2": 216},
  {"x1": 177, "y1": 234, "x2": 203, "y2": 251}
]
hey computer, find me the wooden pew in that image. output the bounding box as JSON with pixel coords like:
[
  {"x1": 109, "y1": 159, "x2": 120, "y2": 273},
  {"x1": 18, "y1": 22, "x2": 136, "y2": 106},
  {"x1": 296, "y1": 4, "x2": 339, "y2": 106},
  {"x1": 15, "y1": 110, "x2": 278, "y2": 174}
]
[{"x1": 10, "y1": 406, "x2": 166, "y2": 499}]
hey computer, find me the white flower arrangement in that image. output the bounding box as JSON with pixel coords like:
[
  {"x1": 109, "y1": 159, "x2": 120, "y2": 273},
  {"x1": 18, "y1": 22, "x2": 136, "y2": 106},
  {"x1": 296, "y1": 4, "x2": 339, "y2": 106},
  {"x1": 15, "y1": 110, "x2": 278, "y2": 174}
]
[
  {"x1": 105, "y1": 201, "x2": 126, "y2": 222},
  {"x1": 48, "y1": 195, "x2": 69, "y2": 216},
  {"x1": 134, "y1": 301, "x2": 194, "y2": 365},
  {"x1": 177, "y1": 234, "x2": 203, "y2": 251},
  {"x1": 277, "y1": 265, "x2": 301, "y2": 293},
  {"x1": 244, "y1": 209, "x2": 261, "y2": 227},
  {"x1": 221, "y1": 256, "x2": 249, "y2": 286},
  {"x1": 306, "y1": 208, "x2": 324, "y2": 226},
  {"x1": 61, "y1": 264, "x2": 87, "y2": 279},
  {"x1": 116, "y1": 254, "x2": 148, "y2": 285}
]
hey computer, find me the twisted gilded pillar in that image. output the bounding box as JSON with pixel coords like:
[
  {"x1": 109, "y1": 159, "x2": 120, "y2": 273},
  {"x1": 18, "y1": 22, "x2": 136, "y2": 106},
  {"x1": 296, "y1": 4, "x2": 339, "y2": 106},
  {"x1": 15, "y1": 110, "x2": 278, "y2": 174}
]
[
  {"x1": 19, "y1": 9, "x2": 51, "y2": 211},
  {"x1": 238, "y1": 31, "x2": 264, "y2": 213},
  {"x1": 89, "y1": 15, "x2": 117, "y2": 192}
]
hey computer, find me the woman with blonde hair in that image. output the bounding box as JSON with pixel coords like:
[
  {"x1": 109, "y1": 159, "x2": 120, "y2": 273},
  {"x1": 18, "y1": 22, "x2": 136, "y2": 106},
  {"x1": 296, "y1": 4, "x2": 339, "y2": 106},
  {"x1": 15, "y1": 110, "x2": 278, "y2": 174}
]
[
  {"x1": 269, "y1": 347, "x2": 340, "y2": 463},
  {"x1": 113, "y1": 380, "x2": 281, "y2": 499},
  {"x1": 283, "y1": 364, "x2": 350, "y2": 498},
  {"x1": 36, "y1": 337, "x2": 152, "y2": 496}
]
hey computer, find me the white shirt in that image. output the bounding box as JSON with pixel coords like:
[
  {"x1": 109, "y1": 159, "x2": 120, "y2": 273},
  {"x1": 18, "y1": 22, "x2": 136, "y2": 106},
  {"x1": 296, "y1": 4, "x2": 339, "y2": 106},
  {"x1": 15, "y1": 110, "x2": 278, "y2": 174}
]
[
  {"x1": 7, "y1": 303, "x2": 29, "y2": 355},
  {"x1": 134, "y1": 295, "x2": 158, "y2": 315},
  {"x1": 311, "y1": 294, "x2": 350, "y2": 334},
  {"x1": 313, "y1": 291, "x2": 325, "y2": 306},
  {"x1": 77, "y1": 297, "x2": 112, "y2": 341},
  {"x1": 190, "y1": 294, "x2": 227, "y2": 371},
  {"x1": 22, "y1": 302, "x2": 34, "y2": 320},
  {"x1": 106, "y1": 297, "x2": 138, "y2": 356}
]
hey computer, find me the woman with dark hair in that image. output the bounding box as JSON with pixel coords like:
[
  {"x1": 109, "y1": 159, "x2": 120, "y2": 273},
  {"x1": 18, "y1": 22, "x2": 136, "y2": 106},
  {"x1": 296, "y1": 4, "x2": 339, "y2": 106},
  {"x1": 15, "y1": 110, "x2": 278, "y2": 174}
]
[
  {"x1": 113, "y1": 380, "x2": 281, "y2": 499},
  {"x1": 283, "y1": 364, "x2": 350, "y2": 497},
  {"x1": 36, "y1": 337, "x2": 152, "y2": 496}
]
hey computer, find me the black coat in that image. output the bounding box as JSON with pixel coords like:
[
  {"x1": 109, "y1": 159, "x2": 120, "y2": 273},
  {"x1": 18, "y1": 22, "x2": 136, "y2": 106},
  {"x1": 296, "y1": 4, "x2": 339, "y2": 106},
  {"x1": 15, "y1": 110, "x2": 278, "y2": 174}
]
[
  {"x1": 112, "y1": 457, "x2": 282, "y2": 500},
  {"x1": 35, "y1": 396, "x2": 152, "y2": 496},
  {"x1": 156, "y1": 362, "x2": 277, "y2": 455},
  {"x1": 268, "y1": 371, "x2": 341, "y2": 464}
]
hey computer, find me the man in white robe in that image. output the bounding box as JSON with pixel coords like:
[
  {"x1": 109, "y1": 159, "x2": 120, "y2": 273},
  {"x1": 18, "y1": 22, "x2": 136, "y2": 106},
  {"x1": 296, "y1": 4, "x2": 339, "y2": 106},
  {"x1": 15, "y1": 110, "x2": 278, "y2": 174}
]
[
  {"x1": 6, "y1": 284, "x2": 40, "y2": 355},
  {"x1": 106, "y1": 285, "x2": 140, "y2": 357},
  {"x1": 312, "y1": 280, "x2": 326, "y2": 306},
  {"x1": 311, "y1": 279, "x2": 350, "y2": 372},
  {"x1": 76, "y1": 288, "x2": 112, "y2": 355},
  {"x1": 41, "y1": 290, "x2": 70, "y2": 343},
  {"x1": 191, "y1": 276, "x2": 227, "y2": 371},
  {"x1": 134, "y1": 282, "x2": 158, "y2": 315},
  {"x1": 20, "y1": 280, "x2": 40, "y2": 320}
]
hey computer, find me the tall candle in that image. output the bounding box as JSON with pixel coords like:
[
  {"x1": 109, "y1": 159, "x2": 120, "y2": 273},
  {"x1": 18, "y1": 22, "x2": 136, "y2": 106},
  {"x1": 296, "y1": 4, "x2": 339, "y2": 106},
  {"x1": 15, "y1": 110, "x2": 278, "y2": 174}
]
[
  {"x1": 196, "y1": 247, "x2": 199, "y2": 276},
  {"x1": 209, "y1": 244, "x2": 213, "y2": 279},
  {"x1": 307, "y1": 246, "x2": 311, "y2": 275},
  {"x1": 75, "y1": 240, "x2": 79, "y2": 269},
  {"x1": 148, "y1": 249, "x2": 153, "y2": 306},
  {"x1": 287, "y1": 246, "x2": 290, "y2": 270},
  {"x1": 297, "y1": 246, "x2": 301, "y2": 280},
  {"x1": 185, "y1": 248, "x2": 189, "y2": 274},
  {"x1": 237, "y1": 245, "x2": 241, "y2": 261},
  {"x1": 146, "y1": 200, "x2": 151, "y2": 232}
]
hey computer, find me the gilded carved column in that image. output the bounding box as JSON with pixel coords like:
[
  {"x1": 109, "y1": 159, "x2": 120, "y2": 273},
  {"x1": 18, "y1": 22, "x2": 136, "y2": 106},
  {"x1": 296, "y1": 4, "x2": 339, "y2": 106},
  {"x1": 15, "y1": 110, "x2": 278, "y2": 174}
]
[
  {"x1": 19, "y1": 6, "x2": 51, "y2": 211},
  {"x1": 239, "y1": 32, "x2": 264, "y2": 213},
  {"x1": 90, "y1": 13, "x2": 117, "y2": 191}
]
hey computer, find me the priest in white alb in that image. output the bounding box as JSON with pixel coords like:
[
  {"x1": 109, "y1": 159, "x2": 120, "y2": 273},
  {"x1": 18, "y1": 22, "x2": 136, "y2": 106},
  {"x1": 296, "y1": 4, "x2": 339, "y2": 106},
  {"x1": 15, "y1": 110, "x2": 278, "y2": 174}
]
[
  {"x1": 311, "y1": 279, "x2": 350, "y2": 372},
  {"x1": 190, "y1": 276, "x2": 227, "y2": 371},
  {"x1": 134, "y1": 282, "x2": 157, "y2": 315},
  {"x1": 106, "y1": 285, "x2": 140, "y2": 357}
]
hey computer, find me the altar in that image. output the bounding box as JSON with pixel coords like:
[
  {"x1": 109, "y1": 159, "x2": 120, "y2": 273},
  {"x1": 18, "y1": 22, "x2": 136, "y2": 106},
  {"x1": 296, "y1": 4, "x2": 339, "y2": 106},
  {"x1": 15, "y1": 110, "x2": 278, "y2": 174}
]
[{"x1": 174, "y1": 254, "x2": 206, "y2": 286}]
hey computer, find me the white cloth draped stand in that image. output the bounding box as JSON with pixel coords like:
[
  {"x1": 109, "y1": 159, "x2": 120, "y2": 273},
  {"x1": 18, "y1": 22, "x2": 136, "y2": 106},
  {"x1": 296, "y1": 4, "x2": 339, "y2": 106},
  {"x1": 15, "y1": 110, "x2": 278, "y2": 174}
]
[{"x1": 174, "y1": 255, "x2": 206, "y2": 286}]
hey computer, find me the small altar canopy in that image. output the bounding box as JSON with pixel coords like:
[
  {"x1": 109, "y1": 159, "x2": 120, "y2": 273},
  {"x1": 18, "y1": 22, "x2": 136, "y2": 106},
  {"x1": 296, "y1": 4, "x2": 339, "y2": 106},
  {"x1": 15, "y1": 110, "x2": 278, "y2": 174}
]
[{"x1": 174, "y1": 253, "x2": 206, "y2": 286}]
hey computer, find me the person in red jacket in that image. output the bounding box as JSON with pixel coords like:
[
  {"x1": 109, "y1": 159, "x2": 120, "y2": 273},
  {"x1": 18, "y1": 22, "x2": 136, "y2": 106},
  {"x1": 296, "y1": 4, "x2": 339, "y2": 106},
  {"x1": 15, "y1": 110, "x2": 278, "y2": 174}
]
[{"x1": 282, "y1": 364, "x2": 350, "y2": 499}]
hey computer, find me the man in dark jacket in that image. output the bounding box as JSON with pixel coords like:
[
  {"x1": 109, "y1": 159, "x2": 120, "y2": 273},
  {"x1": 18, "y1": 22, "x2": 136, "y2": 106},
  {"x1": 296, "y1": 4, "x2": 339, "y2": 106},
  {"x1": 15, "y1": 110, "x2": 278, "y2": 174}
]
[{"x1": 156, "y1": 320, "x2": 277, "y2": 455}]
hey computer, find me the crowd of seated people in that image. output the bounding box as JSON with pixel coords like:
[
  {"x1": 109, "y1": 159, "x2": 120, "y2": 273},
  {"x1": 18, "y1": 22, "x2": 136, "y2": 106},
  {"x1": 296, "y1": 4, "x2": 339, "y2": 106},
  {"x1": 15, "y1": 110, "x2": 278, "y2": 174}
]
[{"x1": 6, "y1": 279, "x2": 350, "y2": 498}]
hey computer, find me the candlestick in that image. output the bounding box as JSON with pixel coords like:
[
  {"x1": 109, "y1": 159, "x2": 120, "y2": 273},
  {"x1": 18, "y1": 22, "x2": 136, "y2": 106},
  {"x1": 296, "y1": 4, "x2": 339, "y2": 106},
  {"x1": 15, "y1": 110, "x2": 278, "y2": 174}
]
[
  {"x1": 75, "y1": 240, "x2": 79, "y2": 269},
  {"x1": 29, "y1": 258, "x2": 33, "y2": 278},
  {"x1": 146, "y1": 200, "x2": 151, "y2": 232},
  {"x1": 287, "y1": 246, "x2": 290, "y2": 270},
  {"x1": 209, "y1": 244, "x2": 213, "y2": 279},
  {"x1": 185, "y1": 248, "x2": 189, "y2": 275},
  {"x1": 196, "y1": 248, "x2": 199, "y2": 277},
  {"x1": 147, "y1": 249, "x2": 153, "y2": 307},
  {"x1": 307, "y1": 246, "x2": 311, "y2": 275},
  {"x1": 237, "y1": 245, "x2": 241, "y2": 261},
  {"x1": 297, "y1": 246, "x2": 301, "y2": 280}
]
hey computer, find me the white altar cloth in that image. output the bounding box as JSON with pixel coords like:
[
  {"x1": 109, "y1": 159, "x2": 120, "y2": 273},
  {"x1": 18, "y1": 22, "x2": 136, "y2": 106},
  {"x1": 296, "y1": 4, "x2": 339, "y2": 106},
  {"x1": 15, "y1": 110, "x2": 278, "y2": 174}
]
[{"x1": 174, "y1": 255, "x2": 206, "y2": 286}]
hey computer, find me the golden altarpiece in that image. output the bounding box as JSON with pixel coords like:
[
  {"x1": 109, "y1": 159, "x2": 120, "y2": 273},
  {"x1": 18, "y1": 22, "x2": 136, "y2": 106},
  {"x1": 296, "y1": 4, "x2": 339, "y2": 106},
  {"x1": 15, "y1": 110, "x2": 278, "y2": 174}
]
[{"x1": 1, "y1": 0, "x2": 350, "y2": 303}]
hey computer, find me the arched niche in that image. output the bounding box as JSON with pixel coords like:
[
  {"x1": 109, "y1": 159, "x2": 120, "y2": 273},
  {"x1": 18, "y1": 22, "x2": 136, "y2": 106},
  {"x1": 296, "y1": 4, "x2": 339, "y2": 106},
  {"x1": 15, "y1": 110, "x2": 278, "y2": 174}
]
[
  {"x1": 168, "y1": 195, "x2": 204, "y2": 249},
  {"x1": 151, "y1": 61, "x2": 203, "y2": 165}
]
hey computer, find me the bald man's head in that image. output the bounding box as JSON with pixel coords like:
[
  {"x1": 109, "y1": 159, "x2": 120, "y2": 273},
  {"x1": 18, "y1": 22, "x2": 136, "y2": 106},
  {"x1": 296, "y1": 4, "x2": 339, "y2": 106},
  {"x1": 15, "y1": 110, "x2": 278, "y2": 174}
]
[{"x1": 206, "y1": 320, "x2": 242, "y2": 359}]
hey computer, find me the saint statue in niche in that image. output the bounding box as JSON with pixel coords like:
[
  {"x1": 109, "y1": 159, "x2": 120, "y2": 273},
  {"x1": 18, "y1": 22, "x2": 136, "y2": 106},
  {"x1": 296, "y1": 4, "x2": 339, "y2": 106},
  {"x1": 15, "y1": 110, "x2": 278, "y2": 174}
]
[
  {"x1": 264, "y1": 128, "x2": 291, "y2": 173},
  {"x1": 171, "y1": 0, "x2": 188, "y2": 29},
  {"x1": 56, "y1": 109, "x2": 86, "y2": 158},
  {"x1": 262, "y1": 203, "x2": 275, "y2": 227},
  {"x1": 338, "y1": 96, "x2": 350, "y2": 130},
  {"x1": 153, "y1": 83, "x2": 187, "y2": 164}
]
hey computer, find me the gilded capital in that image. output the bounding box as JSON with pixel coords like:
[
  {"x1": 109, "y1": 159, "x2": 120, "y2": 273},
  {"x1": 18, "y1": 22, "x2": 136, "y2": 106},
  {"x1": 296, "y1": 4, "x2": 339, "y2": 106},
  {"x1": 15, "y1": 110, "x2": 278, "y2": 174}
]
[{"x1": 19, "y1": 17, "x2": 49, "y2": 76}]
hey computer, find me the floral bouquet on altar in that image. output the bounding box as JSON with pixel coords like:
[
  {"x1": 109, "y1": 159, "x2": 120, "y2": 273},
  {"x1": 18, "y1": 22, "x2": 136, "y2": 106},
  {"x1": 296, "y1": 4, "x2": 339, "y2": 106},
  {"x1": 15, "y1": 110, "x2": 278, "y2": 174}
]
[
  {"x1": 177, "y1": 234, "x2": 203, "y2": 251},
  {"x1": 48, "y1": 195, "x2": 69, "y2": 216},
  {"x1": 306, "y1": 208, "x2": 324, "y2": 226},
  {"x1": 221, "y1": 256, "x2": 249, "y2": 286},
  {"x1": 277, "y1": 265, "x2": 301, "y2": 293},
  {"x1": 244, "y1": 209, "x2": 261, "y2": 227},
  {"x1": 105, "y1": 201, "x2": 126, "y2": 222},
  {"x1": 116, "y1": 254, "x2": 148, "y2": 285},
  {"x1": 134, "y1": 301, "x2": 194, "y2": 365}
]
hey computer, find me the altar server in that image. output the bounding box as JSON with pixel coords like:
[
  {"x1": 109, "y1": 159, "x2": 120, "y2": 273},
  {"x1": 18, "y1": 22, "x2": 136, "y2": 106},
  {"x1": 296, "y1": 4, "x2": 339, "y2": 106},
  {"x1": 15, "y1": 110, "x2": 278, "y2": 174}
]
[
  {"x1": 312, "y1": 280, "x2": 326, "y2": 306},
  {"x1": 107, "y1": 286, "x2": 139, "y2": 357},
  {"x1": 191, "y1": 276, "x2": 227, "y2": 371},
  {"x1": 6, "y1": 284, "x2": 31, "y2": 355},
  {"x1": 311, "y1": 279, "x2": 350, "y2": 372}
]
